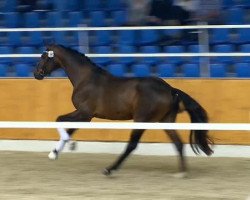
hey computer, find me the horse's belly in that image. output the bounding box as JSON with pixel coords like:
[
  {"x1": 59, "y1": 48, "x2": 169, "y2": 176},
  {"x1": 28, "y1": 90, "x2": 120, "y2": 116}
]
[{"x1": 94, "y1": 107, "x2": 133, "y2": 120}]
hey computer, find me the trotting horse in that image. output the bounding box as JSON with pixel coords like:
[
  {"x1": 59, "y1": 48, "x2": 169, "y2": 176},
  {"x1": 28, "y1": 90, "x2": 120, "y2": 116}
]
[{"x1": 34, "y1": 44, "x2": 213, "y2": 176}]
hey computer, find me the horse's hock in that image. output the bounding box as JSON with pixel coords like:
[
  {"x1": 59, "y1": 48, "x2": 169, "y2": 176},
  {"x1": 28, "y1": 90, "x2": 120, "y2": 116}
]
[{"x1": 0, "y1": 79, "x2": 249, "y2": 145}]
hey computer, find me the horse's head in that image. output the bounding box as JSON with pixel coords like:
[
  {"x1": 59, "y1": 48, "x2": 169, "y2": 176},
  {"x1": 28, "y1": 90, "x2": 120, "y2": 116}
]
[{"x1": 34, "y1": 47, "x2": 61, "y2": 80}]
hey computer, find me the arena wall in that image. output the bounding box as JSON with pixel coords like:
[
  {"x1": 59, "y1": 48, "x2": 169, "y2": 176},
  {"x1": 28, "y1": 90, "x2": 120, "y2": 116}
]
[{"x1": 0, "y1": 79, "x2": 249, "y2": 145}]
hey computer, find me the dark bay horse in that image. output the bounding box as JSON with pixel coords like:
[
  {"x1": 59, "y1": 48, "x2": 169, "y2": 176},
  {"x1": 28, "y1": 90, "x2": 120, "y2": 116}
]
[{"x1": 34, "y1": 44, "x2": 213, "y2": 176}]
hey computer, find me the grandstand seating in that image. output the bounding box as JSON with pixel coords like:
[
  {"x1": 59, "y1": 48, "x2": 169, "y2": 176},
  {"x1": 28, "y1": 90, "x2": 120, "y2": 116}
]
[
  {"x1": 14, "y1": 63, "x2": 31, "y2": 77},
  {"x1": 183, "y1": 63, "x2": 200, "y2": 77},
  {"x1": 156, "y1": 63, "x2": 175, "y2": 77},
  {"x1": 226, "y1": 7, "x2": 244, "y2": 25},
  {"x1": 235, "y1": 63, "x2": 250, "y2": 77},
  {"x1": 24, "y1": 12, "x2": 40, "y2": 28},
  {"x1": 0, "y1": 1, "x2": 249, "y2": 77},
  {"x1": 117, "y1": 30, "x2": 136, "y2": 46},
  {"x1": 111, "y1": 10, "x2": 127, "y2": 26},
  {"x1": 210, "y1": 63, "x2": 227, "y2": 77},
  {"x1": 93, "y1": 46, "x2": 112, "y2": 65},
  {"x1": 212, "y1": 44, "x2": 235, "y2": 64},
  {"x1": 116, "y1": 45, "x2": 136, "y2": 66},
  {"x1": 131, "y1": 64, "x2": 151, "y2": 77},
  {"x1": 210, "y1": 29, "x2": 230, "y2": 44},
  {"x1": 140, "y1": 46, "x2": 161, "y2": 66},
  {"x1": 239, "y1": 44, "x2": 250, "y2": 62},
  {"x1": 164, "y1": 45, "x2": 185, "y2": 65},
  {"x1": 0, "y1": 64, "x2": 7, "y2": 77},
  {"x1": 107, "y1": 64, "x2": 126, "y2": 77}
]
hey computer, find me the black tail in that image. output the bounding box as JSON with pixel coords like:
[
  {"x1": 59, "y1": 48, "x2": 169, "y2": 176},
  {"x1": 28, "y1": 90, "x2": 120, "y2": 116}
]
[{"x1": 172, "y1": 88, "x2": 213, "y2": 156}]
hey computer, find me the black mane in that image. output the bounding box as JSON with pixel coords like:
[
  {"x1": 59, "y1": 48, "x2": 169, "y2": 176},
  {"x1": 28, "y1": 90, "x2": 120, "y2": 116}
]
[{"x1": 57, "y1": 44, "x2": 101, "y2": 69}]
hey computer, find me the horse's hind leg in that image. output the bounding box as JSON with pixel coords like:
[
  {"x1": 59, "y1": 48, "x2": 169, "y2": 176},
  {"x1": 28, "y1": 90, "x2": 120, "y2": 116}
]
[
  {"x1": 103, "y1": 129, "x2": 145, "y2": 175},
  {"x1": 162, "y1": 113, "x2": 187, "y2": 174},
  {"x1": 165, "y1": 130, "x2": 187, "y2": 174}
]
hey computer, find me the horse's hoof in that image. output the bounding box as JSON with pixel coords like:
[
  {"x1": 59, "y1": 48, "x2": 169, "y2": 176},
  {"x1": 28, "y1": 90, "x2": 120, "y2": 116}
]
[
  {"x1": 48, "y1": 150, "x2": 58, "y2": 160},
  {"x1": 173, "y1": 172, "x2": 188, "y2": 179},
  {"x1": 102, "y1": 168, "x2": 112, "y2": 176},
  {"x1": 69, "y1": 141, "x2": 77, "y2": 151}
]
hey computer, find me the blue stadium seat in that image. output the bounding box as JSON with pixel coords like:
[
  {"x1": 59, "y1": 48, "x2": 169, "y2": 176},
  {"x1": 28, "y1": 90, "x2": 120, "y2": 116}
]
[
  {"x1": 105, "y1": 0, "x2": 124, "y2": 10},
  {"x1": 0, "y1": 46, "x2": 13, "y2": 64},
  {"x1": 163, "y1": 29, "x2": 182, "y2": 38},
  {"x1": 136, "y1": 30, "x2": 159, "y2": 45},
  {"x1": 46, "y1": 12, "x2": 64, "y2": 27},
  {"x1": 235, "y1": 63, "x2": 250, "y2": 77},
  {"x1": 0, "y1": 0, "x2": 16, "y2": 12},
  {"x1": 117, "y1": 30, "x2": 136, "y2": 45},
  {"x1": 84, "y1": 0, "x2": 100, "y2": 10},
  {"x1": 107, "y1": 64, "x2": 126, "y2": 77},
  {"x1": 26, "y1": 32, "x2": 43, "y2": 47},
  {"x1": 210, "y1": 64, "x2": 226, "y2": 77},
  {"x1": 226, "y1": 7, "x2": 244, "y2": 25},
  {"x1": 132, "y1": 64, "x2": 151, "y2": 77},
  {"x1": 15, "y1": 46, "x2": 37, "y2": 64},
  {"x1": 52, "y1": 32, "x2": 77, "y2": 46},
  {"x1": 242, "y1": 0, "x2": 250, "y2": 8},
  {"x1": 50, "y1": 69, "x2": 67, "y2": 77},
  {"x1": 156, "y1": 63, "x2": 175, "y2": 77},
  {"x1": 240, "y1": 44, "x2": 250, "y2": 62},
  {"x1": 68, "y1": 11, "x2": 84, "y2": 27},
  {"x1": 93, "y1": 46, "x2": 112, "y2": 66},
  {"x1": 93, "y1": 30, "x2": 112, "y2": 46},
  {"x1": 111, "y1": 10, "x2": 127, "y2": 26},
  {"x1": 51, "y1": 32, "x2": 66, "y2": 45},
  {"x1": 117, "y1": 45, "x2": 136, "y2": 65},
  {"x1": 187, "y1": 44, "x2": 200, "y2": 63},
  {"x1": 14, "y1": 64, "x2": 31, "y2": 77},
  {"x1": 183, "y1": 63, "x2": 200, "y2": 77},
  {"x1": 4, "y1": 12, "x2": 20, "y2": 28},
  {"x1": 164, "y1": 45, "x2": 185, "y2": 65},
  {"x1": 89, "y1": 11, "x2": 106, "y2": 27},
  {"x1": 24, "y1": 12, "x2": 40, "y2": 27},
  {"x1": 222, "y1": 0, "x2": 234, "y2": 9},
  {"x1": 7, "y1": 32, "x2": 23, "y2": 46},
  {"x1": 53, "y1": 0, "x2": 68, "y2": 11},
  {"x1": 212, "y1": 44, "x2": 235, "y2": 64},
  {"x1": 0, "y1": 64, "x2": 7, "y2": 77},
  {"x1": 210, "y1": 29, "x2": 230, "y2": 44},
  {"x1": 234, "y1": 28, "x2": 250, "y2": 44},
  {"x1": 140, "y1": 46, "x2": 160, "y2": 65}
]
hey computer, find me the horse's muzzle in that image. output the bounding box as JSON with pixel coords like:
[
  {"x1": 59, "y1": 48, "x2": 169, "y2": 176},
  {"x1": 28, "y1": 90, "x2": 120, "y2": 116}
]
[{"x1": 34, "y1": 71, "x2": 44, "y2": 80}]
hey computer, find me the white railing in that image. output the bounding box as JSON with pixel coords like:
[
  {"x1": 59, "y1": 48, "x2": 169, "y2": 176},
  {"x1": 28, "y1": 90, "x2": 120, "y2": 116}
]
[
  {"x1": 0, "y1": 24, "x2": 249, "y2": 32},
  {"x1": 0, "y1": 121, "x2": 249, "y2": 131},
  {"x1": 0, "y1": 52, "x2": 250, "y2": 58}
]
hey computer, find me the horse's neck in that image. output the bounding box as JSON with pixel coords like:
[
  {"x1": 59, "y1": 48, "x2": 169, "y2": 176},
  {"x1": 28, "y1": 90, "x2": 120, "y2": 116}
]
[
  {"x1": 55, "y1": 49, "x2": 97, "y2": 87},
  {"x1": 64, "y1": 63, "x2": 93, "y2": 87}
]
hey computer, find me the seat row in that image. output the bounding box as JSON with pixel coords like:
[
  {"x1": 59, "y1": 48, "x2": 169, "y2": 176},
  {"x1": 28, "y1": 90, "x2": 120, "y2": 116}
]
[
  {"x1": 0, "y1": 5, "x2": 249, "y2": 28},
  {"x1": 0, "y1": 62, "x2": 249, "y2": 78},
  {"x1": 1, "y1": 44, "x2": 250, "y2": 66},
  {"x1": 0, "y1": 10, "x2": 127, "y2": 28},
  {"x1": 2, "y1": 28, "x2": 250, "y2": 49},
  {"x1": 0, "y1": 0, "x2": 125, "y2": 12}
]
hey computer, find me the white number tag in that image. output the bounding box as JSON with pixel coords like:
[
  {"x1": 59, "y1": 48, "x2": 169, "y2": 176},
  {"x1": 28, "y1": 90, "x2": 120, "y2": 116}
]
[{"x1": 47, "y1": 51, "x2": 54, "y2": 58}]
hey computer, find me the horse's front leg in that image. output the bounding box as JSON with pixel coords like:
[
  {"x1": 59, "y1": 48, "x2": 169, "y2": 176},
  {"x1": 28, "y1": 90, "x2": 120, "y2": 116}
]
[{"x1": 48, "y1": 110, "x2": 91, "y2": 160}]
